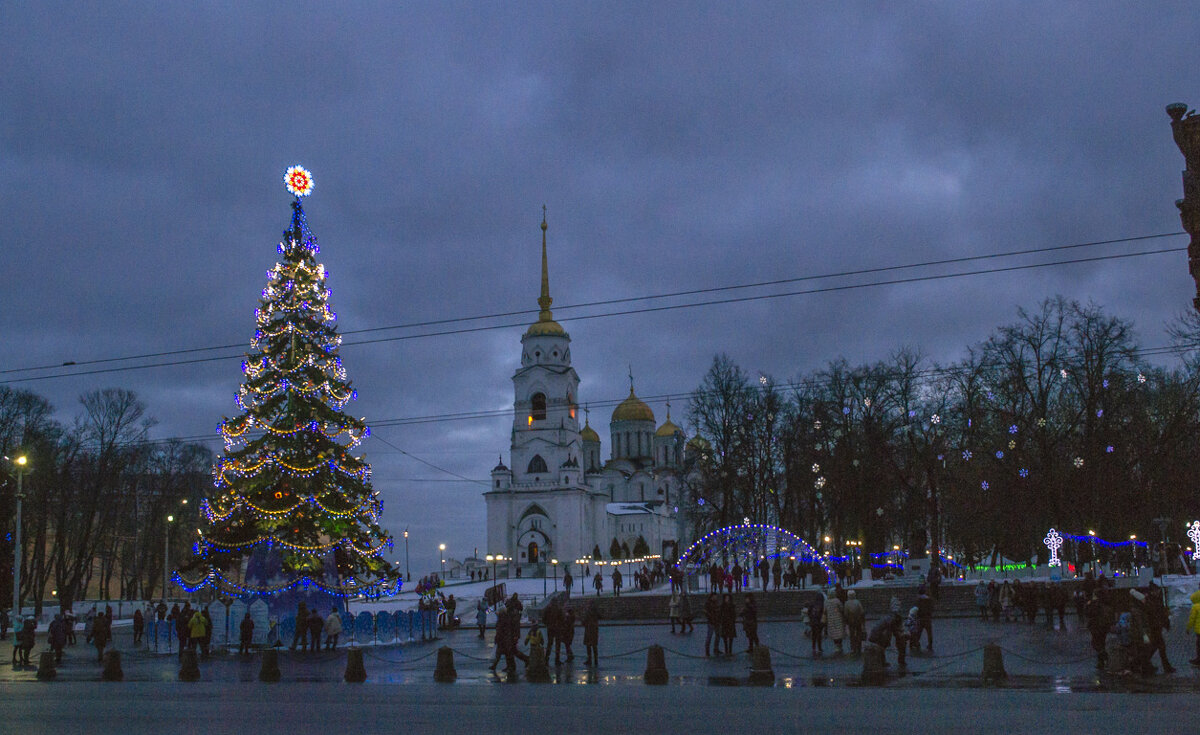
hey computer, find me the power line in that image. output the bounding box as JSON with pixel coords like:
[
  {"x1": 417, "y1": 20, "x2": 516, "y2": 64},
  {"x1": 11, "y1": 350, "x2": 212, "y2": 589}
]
[
  {"x1": 2, "y1": 231, "x2": 1183, "y2": 377},
  {"x1": 0, "y1": 242, "x2": 1187, "y2": 385}
]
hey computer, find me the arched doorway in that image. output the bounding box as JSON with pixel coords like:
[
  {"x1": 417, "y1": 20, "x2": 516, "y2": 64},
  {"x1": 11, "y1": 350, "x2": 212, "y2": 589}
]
[{"x1": 527, "y1": 541, "x2": 540, "y2": 564}]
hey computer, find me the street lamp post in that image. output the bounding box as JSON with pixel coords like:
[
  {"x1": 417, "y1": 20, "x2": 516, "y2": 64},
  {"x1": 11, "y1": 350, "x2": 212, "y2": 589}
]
[
  {"x1": 439, "y1": 543, "x2": 446, "y2": 580},
  {"x1": 403, "y1": 529, "x2": 410, "y2": 583},
  {"x1": 7, "y1": 455, "x2": 28, "y2": 618},
  {"x1": 164, "y1": 514, "x2": 175, "y2": 601},
  {"x1": 552, "y1": 559, "x2": 558, "y2": 592}
]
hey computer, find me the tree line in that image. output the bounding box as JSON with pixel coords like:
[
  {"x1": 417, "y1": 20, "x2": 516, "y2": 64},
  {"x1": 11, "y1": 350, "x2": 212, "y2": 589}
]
[
  {"x1": 682, "y1": 297, "x2": 1200, "y2": 569},
  {"x1": 0, "y1": 387, "x2": 212, "y2": 614}
]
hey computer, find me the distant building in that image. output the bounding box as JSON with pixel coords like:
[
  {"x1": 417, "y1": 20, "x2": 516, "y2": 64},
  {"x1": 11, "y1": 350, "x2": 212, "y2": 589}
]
[{"x1": 484, "y1": 216, "x2": 704, "y2": 573}]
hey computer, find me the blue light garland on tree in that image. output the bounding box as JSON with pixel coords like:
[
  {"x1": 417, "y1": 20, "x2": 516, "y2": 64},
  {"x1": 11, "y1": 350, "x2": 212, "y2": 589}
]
[{"x1": 174, "y1": 166, "x2": 400, "y2": 603}]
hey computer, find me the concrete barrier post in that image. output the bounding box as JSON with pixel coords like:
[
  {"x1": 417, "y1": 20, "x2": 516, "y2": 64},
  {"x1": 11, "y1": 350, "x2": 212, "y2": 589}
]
[
  {"x1": 982, "y1": 643, "x2": 1007, "y2": 683},
  {"x1": 36, "y1": 651, "x2": 57, "y2": 681},
  {"x1": 434, "y1": 646, "x2": 457, "y2": 682},
  {"x1": 101, "y1": 650, "x2": 123, "y2": 682},
  {"x1": 643, "y1": 644, "x2": 668, "y2": 685},
  {"x1": 861, "y1": 643, "x2": 886, "y2": 685},
  {"x1": 179, "y1": 648, "x2": 201, "y2": 681},
  {"x1": 748, "y1": 646, "x2": 774, "y2": 686},
  {"x1": 344, "y1": 647, "x2": 367, "y2": 682},
  {"x1": 259, "y1": 648, "x2": 281, "y2": 682}
]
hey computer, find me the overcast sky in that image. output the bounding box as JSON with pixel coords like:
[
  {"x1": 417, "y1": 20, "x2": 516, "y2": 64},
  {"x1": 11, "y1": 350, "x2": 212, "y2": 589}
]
[{"x1": 3, "y1": 2, "x2": 1198, "y2": 577}]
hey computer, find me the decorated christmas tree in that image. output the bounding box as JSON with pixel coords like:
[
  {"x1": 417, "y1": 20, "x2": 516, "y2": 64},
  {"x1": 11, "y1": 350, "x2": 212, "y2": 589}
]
[{"x1": 175, "y1": 166, "x2": 400, "y2": 607}]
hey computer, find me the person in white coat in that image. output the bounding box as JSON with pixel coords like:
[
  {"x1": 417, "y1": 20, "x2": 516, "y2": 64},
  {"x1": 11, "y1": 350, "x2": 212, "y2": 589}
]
[
  {"x1": 824, "y1": 591, "x2": 846, "y2": 655},
  {"x1": 323, "y1": 608, "x2": 343, "y2": 650}
]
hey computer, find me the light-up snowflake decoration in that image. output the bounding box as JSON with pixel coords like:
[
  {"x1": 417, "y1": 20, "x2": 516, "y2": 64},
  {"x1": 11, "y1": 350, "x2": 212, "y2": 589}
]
[
  {"x1": 995, "y1": 450, "x2": 1004, "y2": 459},
  {"x1": 1186, "y1": 520, "x2": 1200, "y2": 560},
  {"x1": 1044, "y1": 528, "x2": 1063, "y2": 567},
  {"x1": 284, "y1": 165, "x2": 314, "y2": 197},
  {"x1": 962, "y1": 449, "x2": 972, "y2": 461},
  {"x1": 814, "y1": 476, "x2": 826, "y2": 489},
  {"x1": 930, "y1": 414, "x2": 941, "y2": 425},
  {"x1": 1073, "y1": 457, "x2": 1084, "y2": 468},
  {"x1": 981, "y1": 480, "x2": 989, "y2": 490},
  {"x1": 1037, "y1": 418, "x2": 1046, "y2": 427},
  {"x1": 1138, "y1": 373, "x2": 1146, "y2": 384},
  {"x1": 1018, "y1": 468, "x2": 1029, "y2": 478},
  {"x1": 1009, "y1": 425, "x2": 1018, "y2": 434},
  {"x1": 863, "y1": 398, "x2": 872, "y2": 408},
  {"x1": 1008, "y1": 440, "x2": 1016, "y2": 449},
  {"x1": 812, "y1": 463, "x2": 820, "y2": 474},
  {"x1": 1060, "y1": 369, "x2": 1069, "y2": 379}
]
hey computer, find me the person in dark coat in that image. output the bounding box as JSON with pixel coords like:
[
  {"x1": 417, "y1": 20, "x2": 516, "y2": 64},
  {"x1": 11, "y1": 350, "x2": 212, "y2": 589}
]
[
  {"x1": 238, "y1": 612, "x2": 255, "y2": 655},
  {"x1": 307, "y1": 608, "x2": 324, "y2": 653},
  {"x1": 868, "y1": 612, "x2": 907, "y2": 669},
  {"x1": 703, "y1": 592, "x2": 720, "y2": 656},
  {"x1": 742, "y1": 594, "x2": 759, "y2": 651},
  {"x1": 489, "y1": 606, "x2": 514, "y2": 673},
  {"x1": 807, "y1": 596, "x2": 825, "y2": 656},
  {"x1": 542, "y1": 599, "x2": 562, "y2": 664},
  {"x1": 582, "y1": 603, "x2": 600, "y2": 666},
  {"x1": 48, "y1": 613, "x2": 68, "y2": 664},
  {"x1": 18, "y1": 615, "x2": 36, "y2": 665},
  {"x1": 92, "y1": 612, "x2": 111, "y2": 663},
  {"x1": 915, "y1": 586, "x2": 934, "y2": 651},
  {"x1": 718, "y1": 593, "x2": 737, "y2": 656},
  {"x1": 772, "y1": 558, "x2": 782, "y2": 591},
  {"x1": 132, "y1": 608, "x2": 144, "y2": 644},
  {"x1": 557, "y1": 606, "x2": 576, "y2": 663},
  {"x1": 1145, "y1": 586, "x2": 1175, "y2": 673},
  {"x1": 291, "y1": 602, "x2": 309, "y2": 651},
  {"x1": 1084, "y1": 591, "x2": 1112, "y2": 671}
]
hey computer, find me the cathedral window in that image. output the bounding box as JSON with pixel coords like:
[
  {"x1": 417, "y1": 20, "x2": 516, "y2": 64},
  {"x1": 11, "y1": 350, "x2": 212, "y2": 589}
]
[
  {"x1": 531, "y1": 393, "x2": 547, "y2": 421},
  {"x1": 527, "y1": 455, "x2": 548, "y2": 474}
]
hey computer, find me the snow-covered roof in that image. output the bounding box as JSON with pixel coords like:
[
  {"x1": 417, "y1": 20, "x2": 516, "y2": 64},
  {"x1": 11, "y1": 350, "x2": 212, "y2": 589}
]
[{"x1": 606, "y1": 502, "x2": 656, "y2": 516}]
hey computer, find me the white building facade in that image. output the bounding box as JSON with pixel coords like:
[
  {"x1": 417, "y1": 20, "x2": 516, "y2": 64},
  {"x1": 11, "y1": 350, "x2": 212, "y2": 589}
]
[{"x1": 484, "y1": 217, "x2": 699, "y2": 573}]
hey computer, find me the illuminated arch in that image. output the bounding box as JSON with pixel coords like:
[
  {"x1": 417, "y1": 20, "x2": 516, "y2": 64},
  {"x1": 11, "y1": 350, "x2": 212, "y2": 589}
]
[{"x1": 674, "y1": 524, "x2": 836, "y2": 585}]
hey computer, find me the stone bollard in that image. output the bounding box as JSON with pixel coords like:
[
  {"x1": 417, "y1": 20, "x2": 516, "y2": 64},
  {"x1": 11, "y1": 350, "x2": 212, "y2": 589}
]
[
  {"x1": 982, "y1": 643, "x2": 1007, "y2": 683},
  {"x1": 344, "y1": 647, "x2": 367, "y2": 682},
  {"x1": 259, "y1": 648, "x2": 281, "y2": 682},
  {"x1": 179, "y1": 648, "x2": 201, "y2": 681},
  {"x1": 526, "y1": 639, "x2": 551, "y2": 683},
  {"x1": 434, "y1": 646, "x2": 457, "y2": 683},
  {"x1": 860, "y1": 643, "x2": 887, "y2": 685},
  {"x1": 643, "y1": 644, "x2": 668, "y2": 685},
  {"x1": 36, "y1": 651, "x2": 57, "y2": 681},
  {"x1": 101, "y1": 650, "x2": 124, "y2": 682},
  {"x1": 748, "y1": 646, "x2": 774, "y2": 686},
  {"x1": 1106, "y1": 642, "x2": 1128, "y2": 674}
]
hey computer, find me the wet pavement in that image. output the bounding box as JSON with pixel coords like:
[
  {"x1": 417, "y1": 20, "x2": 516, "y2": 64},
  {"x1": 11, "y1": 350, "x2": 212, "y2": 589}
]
[{"x1": 5, "y1": 609, "x2": 1200, "y2": 693}]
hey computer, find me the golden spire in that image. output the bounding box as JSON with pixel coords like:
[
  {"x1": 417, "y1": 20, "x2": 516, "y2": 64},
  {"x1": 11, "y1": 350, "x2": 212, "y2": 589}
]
[{"x1": 537, "y1": 205, "x2": 552, "y2": 318}]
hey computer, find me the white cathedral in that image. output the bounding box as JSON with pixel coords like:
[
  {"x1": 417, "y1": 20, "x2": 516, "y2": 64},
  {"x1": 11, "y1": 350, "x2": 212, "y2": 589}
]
[{"x1": 484, "y1": 217, "x2": 704, "y2": 573}]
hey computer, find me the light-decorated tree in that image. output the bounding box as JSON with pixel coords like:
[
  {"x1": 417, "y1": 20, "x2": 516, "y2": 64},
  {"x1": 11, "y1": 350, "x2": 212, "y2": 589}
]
[{"x1": 175, "y1": 166, "x2": 399, "y2": 606}]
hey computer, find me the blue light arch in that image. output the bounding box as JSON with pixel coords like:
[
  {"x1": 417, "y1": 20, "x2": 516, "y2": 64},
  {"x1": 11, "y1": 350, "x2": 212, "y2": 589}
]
[{"x1": 674, "y1": 524, "x2": 836, "y2": 585}]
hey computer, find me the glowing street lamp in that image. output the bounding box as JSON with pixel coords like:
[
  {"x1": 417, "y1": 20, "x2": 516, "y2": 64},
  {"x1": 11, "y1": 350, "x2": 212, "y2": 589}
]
[
  {"x1": 6, "y1": 455, "x2": 29, "y2": 617},
  {"x1": 439, "y1": 543, "x2": 446, "y2": 579}
]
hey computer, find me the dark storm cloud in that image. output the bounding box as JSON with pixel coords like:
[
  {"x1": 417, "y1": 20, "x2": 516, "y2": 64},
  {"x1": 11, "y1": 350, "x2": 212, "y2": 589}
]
[{"x1": 2, "y1": 1, "x2": 1198, "y2": 573}]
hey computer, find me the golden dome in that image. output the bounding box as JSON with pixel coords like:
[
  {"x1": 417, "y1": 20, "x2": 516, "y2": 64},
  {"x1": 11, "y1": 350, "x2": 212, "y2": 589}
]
[
  {"x1": 686, "y1": 435, "x2": 711, "y2": 452},
  {"x1": 580, "y1": 422, "x2": 600, "y2": 442},
  {"x1": 612, "y1": 388, "x2": 655, "y2": 423},
  {"x1": 525, "y1": 317, "x2": 566, "y2": 337},
  {"x1": 655, "y1": 418, "x2": 681, "y2": 437}
]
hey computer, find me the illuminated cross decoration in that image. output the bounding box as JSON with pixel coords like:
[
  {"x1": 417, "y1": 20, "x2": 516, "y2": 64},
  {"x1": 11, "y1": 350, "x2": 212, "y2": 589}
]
[
  {"x1": 1044, "y1": 528, "x2": 1063, "y2": 567},
  {"x1": 1188, "y1": 521, "x2": 1200, "y2": 561}
]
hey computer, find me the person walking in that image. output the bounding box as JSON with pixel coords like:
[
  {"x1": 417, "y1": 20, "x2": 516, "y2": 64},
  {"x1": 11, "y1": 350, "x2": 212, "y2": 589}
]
[
  {"x1": 1187, "y1": 584, "x2": 1200, "y2": 667},
  {"x1": 542, "y1": 599, "x2": 562, "y2": 664},
  {"x1": 718, "y1": 593, "x2": 737, "y2": 656},
  {"x1": 1000, "y1": 580, "x2": 1015, "y2": 622},
  {"x1": 476, "y1": 598, "x2": 489, "y2": 638},
  {"x1": 1145, "y1": 586, "x2": 1175, "y2": 673},
  {"x1": 563, "y1": 571, "x2": 573, "y2": 598},
  {"x1": 132, "y1": 608, "x2": 144, "y2": 644},
  {"x1": 48, "y1": 613, "x2": 68, "y2": 664},
  {"x1": 19, "y1": 615, "x2": 36, "y2": 665},
  {"x1": 593, "y1": 572, "x2": 603, "y2": 596},
  {"x1": 974, "y1": 580, "x2": 989, "y2": 620},
  {"x1": 702, "y1": 592, "x2": 720, "y2": 656},
  {"x1": 807, "y1": 595, "x2": 825, "y2": 656},
  {"x1": 742, "y1": 594, "x2": 760, "y2": 652},
  {"x1": 238, "y1": 612, "x2": 254, "y2": 656},
  {"x1": 558, "y1": 606, "x2": 576, "y2": 663},
  {"x1": 1084, "y1": 591, "x2": 1112, "y2": 671},
  {"x1": 843, "y1": 590, "x2": 865, "y2": 655},
  {"x1": 92, "y1": 611, "x2": 111, "y2": 663},
  {"x1": 323, "y1": 608, "x2": 343, "y2": 650},
  {"x1": 915, "y1": 586, "x2": 934, "y2": 651},
  {"x1": 867, "y1": 612, "x2": 907, "y2": 670},
  {"x1": 611, "y1": 568, "x2": 623, "y2": 597},
  {"x1": 824, "y1": 590, "x2": 846, "y2": 655},
  {"x1": 772, "y1": 558, "x2": 782, "y2": 591},
  {"x1": 290, "y1": 602, "x2": 308, "y2": 651},
  {"x1": 307, "y1": 608, "x2": 323, "y2": 653},
  {"x1": 678, "y1": 592, "x2": 694, "y2": 633},
  {"x1": 582, "y1": 603, "x2": 600, "y2": 666},
  {"x1": 187, "y1": 609, "x2": 207, "y2": 655},
  {"x1": 669, "y1": 590, "x2": 682, "y2": 634}
]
